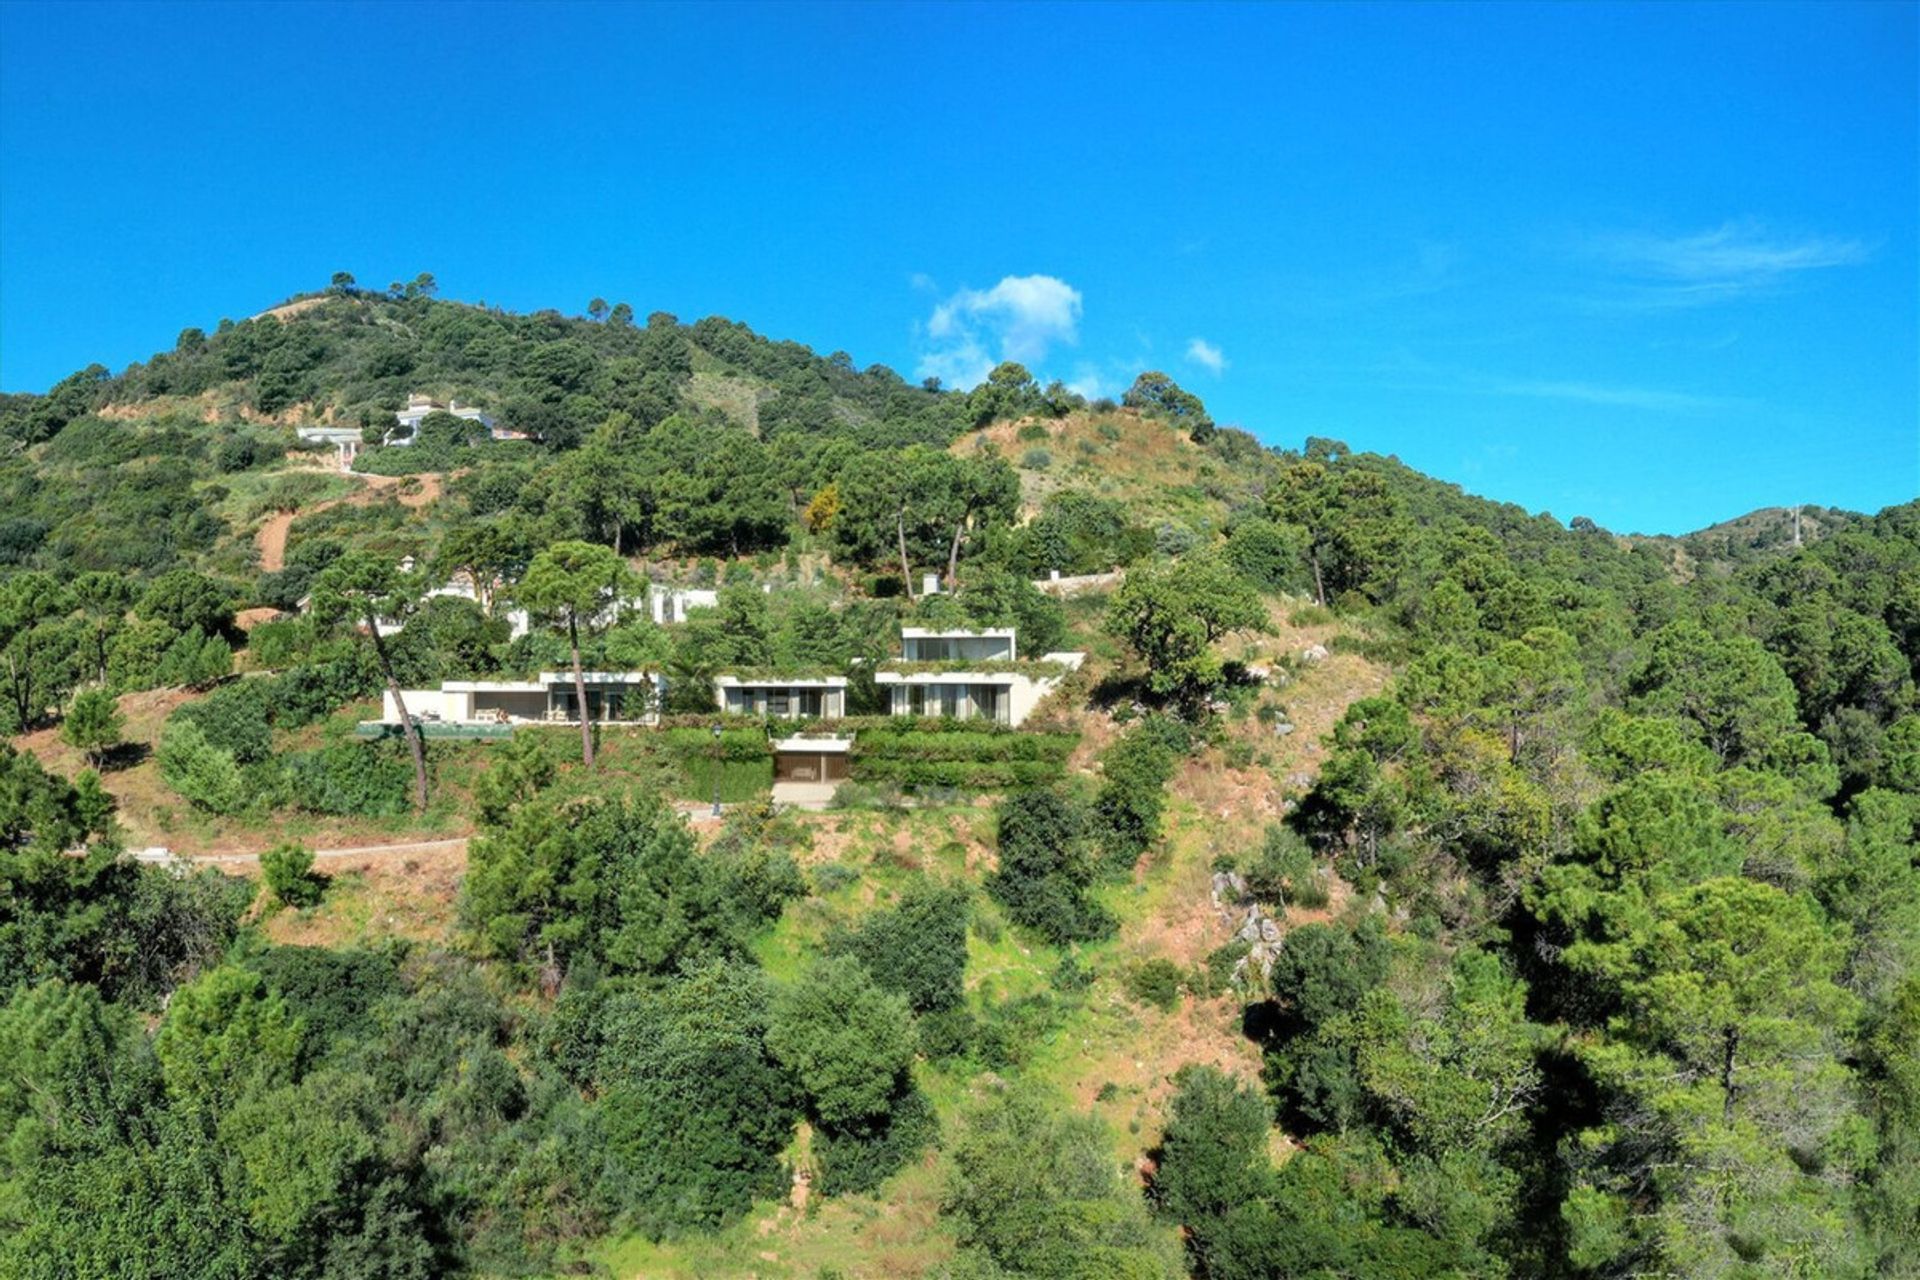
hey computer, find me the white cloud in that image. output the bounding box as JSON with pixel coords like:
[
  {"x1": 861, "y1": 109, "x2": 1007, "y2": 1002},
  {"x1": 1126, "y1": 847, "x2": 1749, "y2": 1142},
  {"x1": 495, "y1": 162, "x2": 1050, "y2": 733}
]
[
  {"x1": 916, "y1": 274, "x2": 1082, "y2": 389},
  {"x1": 1185, "y1": 337, "x2": 1226, "y2": 374},
  {"x1": 1582, "y1": 222, "x2": 1871, "y2": 308}
]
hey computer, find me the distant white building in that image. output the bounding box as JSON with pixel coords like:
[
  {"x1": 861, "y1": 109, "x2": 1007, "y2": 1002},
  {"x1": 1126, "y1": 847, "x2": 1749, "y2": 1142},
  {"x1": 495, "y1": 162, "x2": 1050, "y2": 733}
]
[
  {"x1": 295, "y1": 425, "x2": 363, "y2": 470},
  {"x1": 387, "y1": 394, "x2": 499, "y2": 447},
  {"x1": 649, "y1": 584, "x2": 719, "y2": 625}
]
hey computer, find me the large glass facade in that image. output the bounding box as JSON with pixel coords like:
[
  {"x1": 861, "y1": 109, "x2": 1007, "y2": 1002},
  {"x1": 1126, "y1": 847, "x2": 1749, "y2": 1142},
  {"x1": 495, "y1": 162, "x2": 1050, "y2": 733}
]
[
  {"x1": 723, "y1": 685, "x2": 840, "y2": 718},
  {"x1": 903, "y1": 634, "x2": 1015, "y2": 662},
  {"x1": 893, "y1": 682, "x2": 1011, "y2": 724}
]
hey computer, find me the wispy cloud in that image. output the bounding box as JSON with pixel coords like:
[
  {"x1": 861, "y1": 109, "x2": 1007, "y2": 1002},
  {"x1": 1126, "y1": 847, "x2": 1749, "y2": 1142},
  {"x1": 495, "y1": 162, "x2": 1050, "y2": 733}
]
[
  {"x1": 1480, "y1": 375, "x2": 1739, "y2": 414},
  {"x1": 1185, "y1": 337, "x2": 1226, "y2": 374},
  {"x1": 916, "y1": 274, "x2": 1082, "y2": 388},
  {"x1": 1376, "y1": 354, "x2": 1746, "y2": 414},
  {"x1": 1580, "y1": 221, "x2": 1871, "y2": 308}
]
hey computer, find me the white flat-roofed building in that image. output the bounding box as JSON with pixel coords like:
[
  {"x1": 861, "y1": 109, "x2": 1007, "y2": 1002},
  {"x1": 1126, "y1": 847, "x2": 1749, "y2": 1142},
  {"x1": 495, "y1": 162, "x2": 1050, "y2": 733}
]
[
  {"x1": 378, "y1": 670, "x2": 663, "y2": 726},
  {"x1": 295, "y1": 425, "x2": 364, "y2": 470},
  {"x1": 649, "y1": 584, "x2": 719, "y2": 624},
  {"x1": 712, "y1": 675, "x2": 848, "y2": 720},
  {"x1": 876, "y1": 626, "x2": 1083, "y2": 727}
]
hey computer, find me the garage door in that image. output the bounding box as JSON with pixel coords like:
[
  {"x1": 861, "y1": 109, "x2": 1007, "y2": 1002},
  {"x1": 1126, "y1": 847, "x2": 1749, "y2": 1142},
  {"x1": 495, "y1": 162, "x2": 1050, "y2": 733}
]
[
  {"x1": 775, "y1": 752, "x2": 850, "y2": 783},
  {"x1": 775, "y1": 752, "x2": 819, "y2": 782}
]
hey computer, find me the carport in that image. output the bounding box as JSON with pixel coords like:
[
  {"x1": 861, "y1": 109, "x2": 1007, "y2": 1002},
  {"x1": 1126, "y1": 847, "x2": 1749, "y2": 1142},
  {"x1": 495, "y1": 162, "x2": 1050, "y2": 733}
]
[{"x1": 770, "y1": 734, "x2": 853, "y2": 808}]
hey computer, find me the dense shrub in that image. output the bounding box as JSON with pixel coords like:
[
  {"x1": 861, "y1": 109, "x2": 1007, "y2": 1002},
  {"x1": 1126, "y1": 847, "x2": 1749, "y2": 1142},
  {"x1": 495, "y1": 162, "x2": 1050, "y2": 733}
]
[
  {"x1": 284, "y1": 742, "x2": 413, "y2": 817},
  {"x1": 260, "y1": 842, "x2": 324, "y2": 908},
  {"x1": 814, "y1": 1086, "x2": 938, "y2": 1195},
  {"x1": 156, "y1": 719, "x2": 248, "y2": 814},
  {"x1": 1127, "y1": 957, "x2": 1186, "y2": 1011},
  {"x1": 661, "y1": 726, "x2": 772, "y2": 802},
  {"x1": 1093, "y1": 717, "x2": 1186, "y2": 872},
  {"x1": 171, "y1": 678, "x2": 277, "y2": 763},
  {"x1": 988, "y1": 788, "x2": 1114, "y2": 944},
  {"x1": 829, "y1": 881, "x2": 970, "y2": 1013}
]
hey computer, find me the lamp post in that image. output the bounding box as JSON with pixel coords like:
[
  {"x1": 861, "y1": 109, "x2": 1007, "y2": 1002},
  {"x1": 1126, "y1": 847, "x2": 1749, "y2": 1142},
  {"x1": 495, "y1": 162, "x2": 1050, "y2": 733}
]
[{"x1": 710, "y1": 722, "x2": 723, "y2": 818}]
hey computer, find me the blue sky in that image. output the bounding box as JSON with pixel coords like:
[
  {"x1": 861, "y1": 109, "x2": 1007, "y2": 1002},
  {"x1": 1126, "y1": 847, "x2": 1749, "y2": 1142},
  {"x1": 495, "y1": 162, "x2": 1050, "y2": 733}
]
[{"x1": 1, "y1": 1, "x2": 1913, "y2": 533}]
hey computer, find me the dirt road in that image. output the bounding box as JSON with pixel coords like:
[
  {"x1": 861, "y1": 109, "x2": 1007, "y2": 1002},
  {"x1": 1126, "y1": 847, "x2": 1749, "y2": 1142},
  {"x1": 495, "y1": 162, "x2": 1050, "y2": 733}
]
[{"x1": 255, "y1": 471, "x2": 444, "y2": 572}]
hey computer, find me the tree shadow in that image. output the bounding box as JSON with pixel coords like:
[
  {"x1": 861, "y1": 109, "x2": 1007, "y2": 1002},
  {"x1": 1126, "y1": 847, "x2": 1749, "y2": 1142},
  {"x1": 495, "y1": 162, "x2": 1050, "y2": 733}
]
[
  {"x1": 1088, "y1": 671, "x2": 1151, "y2": 711},
  {"x1": 96, "y1": 742, "x2": 150, "y2": 773}
]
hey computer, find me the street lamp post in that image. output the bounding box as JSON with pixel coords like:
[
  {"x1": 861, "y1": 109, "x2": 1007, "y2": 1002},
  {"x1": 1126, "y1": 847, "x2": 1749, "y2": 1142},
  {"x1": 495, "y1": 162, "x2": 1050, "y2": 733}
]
[{"x1": 710, "y1": 722, "x2": 723, "y2": 818}]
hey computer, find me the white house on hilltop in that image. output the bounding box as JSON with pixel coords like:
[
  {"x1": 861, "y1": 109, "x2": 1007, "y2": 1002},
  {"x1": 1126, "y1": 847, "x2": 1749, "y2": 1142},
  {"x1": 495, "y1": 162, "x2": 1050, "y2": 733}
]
[{"x1": 386, "y1": 394, "x2": 501, "y2": 447}]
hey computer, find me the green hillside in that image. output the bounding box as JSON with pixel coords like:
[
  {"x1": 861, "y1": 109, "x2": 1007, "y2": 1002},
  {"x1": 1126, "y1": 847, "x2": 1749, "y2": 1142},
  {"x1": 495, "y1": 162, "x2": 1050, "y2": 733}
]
[{"x1": 3, "y1": 287, "x2": 1918, "y2": 1280}]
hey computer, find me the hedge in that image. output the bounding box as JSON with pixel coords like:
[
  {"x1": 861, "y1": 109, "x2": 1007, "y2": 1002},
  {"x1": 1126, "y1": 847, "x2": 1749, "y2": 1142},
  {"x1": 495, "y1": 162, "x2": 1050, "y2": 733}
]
[
  {"x1": 659, "y1": 726, "x2": 772, "y2": 802},
  {"x1": 850, "y1": 724, "x2": 1079, "y2": 792},
  {"x1": 854, "y1": 758, "x2": 1068, "y2": 790}
]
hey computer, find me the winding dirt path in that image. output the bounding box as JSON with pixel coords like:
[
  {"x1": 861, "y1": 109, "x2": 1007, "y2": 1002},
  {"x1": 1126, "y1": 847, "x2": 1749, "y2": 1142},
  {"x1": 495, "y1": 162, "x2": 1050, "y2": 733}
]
[{"x1": 255, "y1": 471, "x2": 445, "y2": 572}]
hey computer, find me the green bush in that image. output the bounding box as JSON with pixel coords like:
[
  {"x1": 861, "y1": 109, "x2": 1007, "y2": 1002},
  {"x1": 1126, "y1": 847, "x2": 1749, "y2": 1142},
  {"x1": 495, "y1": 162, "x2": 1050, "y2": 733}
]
[
  {"x1": 156, "y1": 719, "x2": 249, "y2": 815},
  {"x1": 261, "y1": 843, "x2": 324, "y2": 908},
  {"x1": 813, "y1": 1087, "x2": 938, "y2": 1196},
  {"x1": 972, "y1": 992, "x2": 1065, "y2": 1070},
  {"x1": 827, "y1": 779, "x2": 907, "y2": 812},
  {"x1": 829, "y1": 882, "x2": 970, "y2": 1013},
  {"x1": 1289, "y1": 604, "x2": 1334, "y2": 627},
  {"x1": 172, "y1": 678, "x2": 276, "y2": 763},
  {"x1": 988, "y1": 788, "x2": 1114, "y2": 945},
  {"x1": 1126, "y1": 957, "x2": 1185, "y2": 1011},
  {"x1": 1244, "y1": 824, "x2": 1329, "y2": 909},
  {"x1": 284, "y1": 742, "x2": 413, "y2": 817},
  {"x1": 1094, "y1": 718, "x2": 1185, "y2": 873}
]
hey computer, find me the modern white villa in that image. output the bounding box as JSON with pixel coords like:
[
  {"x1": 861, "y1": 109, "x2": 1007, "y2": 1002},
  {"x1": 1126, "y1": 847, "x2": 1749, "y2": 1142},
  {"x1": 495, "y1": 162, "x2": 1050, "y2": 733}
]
[
  {"x1": 376, "y1": 670, "x2": 664, "y2": 728},
  {"x1": 386, "y1": 394, "x2": 502, "y2": 447},
  {"x1": 876, "y1": 627, "x2": 1083, "y2": 727},
  {"x1": 712, "y1": 674, "x2": 849, "y2": 719}
]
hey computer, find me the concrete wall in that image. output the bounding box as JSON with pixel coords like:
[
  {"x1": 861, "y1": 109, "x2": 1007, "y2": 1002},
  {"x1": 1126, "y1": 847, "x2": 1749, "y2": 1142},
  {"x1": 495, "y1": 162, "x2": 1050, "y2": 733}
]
[{"x1": 381, "y1": 689, "x2": 471, "y2": 722}]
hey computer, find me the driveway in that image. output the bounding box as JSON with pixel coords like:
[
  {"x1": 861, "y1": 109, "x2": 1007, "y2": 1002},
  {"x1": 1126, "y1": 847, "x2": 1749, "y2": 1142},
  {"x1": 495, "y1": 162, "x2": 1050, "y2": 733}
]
[{"x1": 771, "y1": 782, "x2": 839, "y2": 810}]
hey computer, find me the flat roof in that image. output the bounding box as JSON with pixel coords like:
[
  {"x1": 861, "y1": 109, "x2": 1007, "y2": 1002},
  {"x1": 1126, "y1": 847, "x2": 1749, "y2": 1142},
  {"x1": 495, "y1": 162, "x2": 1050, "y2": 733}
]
[
  {"x1": 772, "y1": 735, "x2": 855, "y2": 753},
  {"x1": 535, "y1": 671, "x2": 660, "y2": 684},
  {"x1": 714, "y1": 675, "x2": 849, "y2": 688},
  {"x1": 900, "y1": 627, "x2": 1016, "y2": 638}
]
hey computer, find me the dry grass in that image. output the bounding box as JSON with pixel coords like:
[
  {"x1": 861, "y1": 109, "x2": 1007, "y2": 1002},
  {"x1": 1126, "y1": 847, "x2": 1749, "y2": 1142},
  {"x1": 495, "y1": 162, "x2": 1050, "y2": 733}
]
[
  {"x1": 260, "y1": 842, "x2": 467, "y2": 949},
  {"x1": 955, "y1": 408, "x2": 1237, "y2": 524}
]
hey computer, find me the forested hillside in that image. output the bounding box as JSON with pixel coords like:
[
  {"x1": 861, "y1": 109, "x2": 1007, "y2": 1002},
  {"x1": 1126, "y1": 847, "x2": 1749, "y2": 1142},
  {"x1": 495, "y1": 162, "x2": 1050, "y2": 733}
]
[{"x1": 2, "y1": 283, "x2": 1916, "y2": 1279}]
